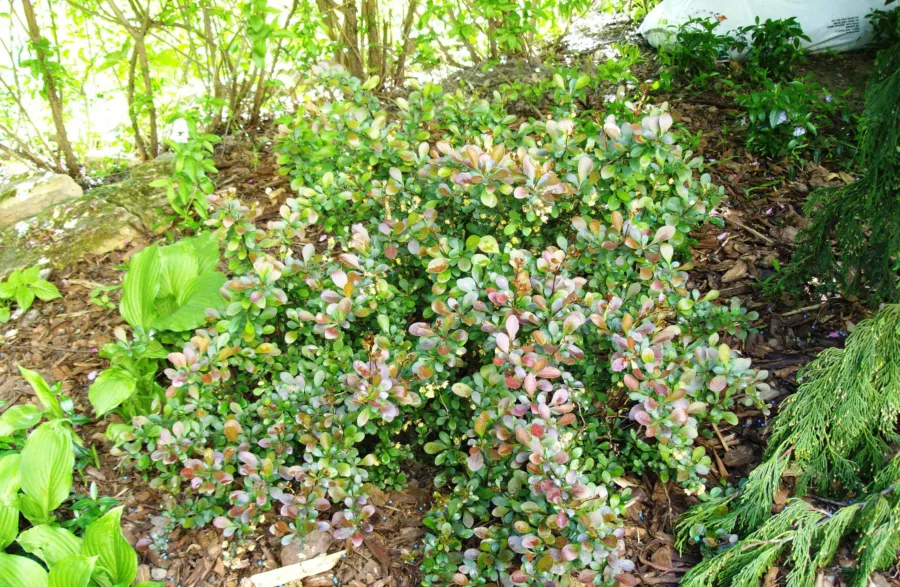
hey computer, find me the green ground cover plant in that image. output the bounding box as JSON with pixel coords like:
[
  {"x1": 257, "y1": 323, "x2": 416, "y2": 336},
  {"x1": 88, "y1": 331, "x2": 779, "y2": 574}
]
[{"x1": 1, "y1": 369, "x2": 156, "y2": 587}]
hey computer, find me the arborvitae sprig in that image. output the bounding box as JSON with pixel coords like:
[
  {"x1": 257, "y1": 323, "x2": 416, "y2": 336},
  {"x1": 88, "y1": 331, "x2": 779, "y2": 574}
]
[{"x1": 677, "y1": 304, "x2": 900, "y2": 585}]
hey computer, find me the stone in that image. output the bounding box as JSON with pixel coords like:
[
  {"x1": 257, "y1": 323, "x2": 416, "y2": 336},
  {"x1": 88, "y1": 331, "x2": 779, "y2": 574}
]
[
  {"x1": 0, "y1": 173, "x2": 83, "y2": 230},
  {"x1": 722, "y1": 444, "x2": 756, "y2": 468},
  {"x1": 280, "y1": 529, "x2": 333, "y2": 566},
  {"x1": 0, "y1": 160, "x2": 170, "y2": 279},
  {"x1": 150, "y1": 567, "x2": 168, "y2": 581}
]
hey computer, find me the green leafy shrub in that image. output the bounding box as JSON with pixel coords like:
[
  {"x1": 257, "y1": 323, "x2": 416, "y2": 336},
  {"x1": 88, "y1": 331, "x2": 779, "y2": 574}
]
[
  {"x1": 0, "y1": 266, "x2": 61, "y2": 323},
  {"x1": 100, "y1": 67, "x2": 769, "y2": 586},
  {"x1": 735, "y1": 17, "x2": 809, "y2": 81},
  {"x1": 677, "y1": 304, "x2": 900, "y2": 587},
  {"x1": 735, "y1": 79, "x2": 855, "y2": 162},
  {"x1": 659, "y1": 18, "x2": 736, "y2": 83},
  {"x1": 1, "y1": 371, "x2": 157, "y2": 587},
  {"x1": 869, "y1": 6, "x2": 900, "y2": 47},
  {"x1": 151, "y1": 111, "x2": 221, "y2": 226}
]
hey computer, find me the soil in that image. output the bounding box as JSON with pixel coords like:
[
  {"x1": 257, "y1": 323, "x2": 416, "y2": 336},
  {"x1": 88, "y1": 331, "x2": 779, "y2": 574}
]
[{"x1": 0, "y1": 23, "x2": 881, "y2": 587}]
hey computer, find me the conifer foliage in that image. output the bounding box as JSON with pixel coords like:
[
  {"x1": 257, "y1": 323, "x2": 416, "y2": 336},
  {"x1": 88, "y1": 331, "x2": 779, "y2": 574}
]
[
  {"x1": 783, "y1": 32, "x2": 900, "y2": 302},
  {"x1": 677, "y1": 304, "x2": 900, "y2": 586}
]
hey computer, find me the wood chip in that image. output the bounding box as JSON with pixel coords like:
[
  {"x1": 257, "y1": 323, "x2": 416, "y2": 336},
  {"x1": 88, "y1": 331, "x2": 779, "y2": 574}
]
[{"x1": 247, "y1": 551, "x2": 344, "y2": 587}]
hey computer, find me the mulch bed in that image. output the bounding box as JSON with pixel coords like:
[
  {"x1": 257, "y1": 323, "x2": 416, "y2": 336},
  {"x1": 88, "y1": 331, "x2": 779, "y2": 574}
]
[{"x1": 0, "y1": 44, "x2": 878, "y2": 587}]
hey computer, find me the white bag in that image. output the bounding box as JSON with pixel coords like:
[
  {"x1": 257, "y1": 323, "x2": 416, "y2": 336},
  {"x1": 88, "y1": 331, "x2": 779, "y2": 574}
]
[{"x1": 638, "y1": 0, "x2": 888, "y2": 53}]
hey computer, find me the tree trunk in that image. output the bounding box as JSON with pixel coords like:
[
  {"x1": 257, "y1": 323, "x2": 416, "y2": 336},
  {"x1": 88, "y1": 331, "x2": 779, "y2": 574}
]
[
  {"x1": 133, "y1": 31, "x2": 160, "y2": 156},
  {"x1": 363, "y1": 0, "x2": 381, "y2": 78},
  {"x1": 340, "y1": 0, "x2": 363, "y2": 77},
  {"x1": 393, "y1": 0, "x2": 419, "y2": 83},
  {"x1": 126, "y1": 47, "x2": 149, "y2": 160},
  {"x1": 20, "y1": 0, "x2": 81, "y2": 179}
]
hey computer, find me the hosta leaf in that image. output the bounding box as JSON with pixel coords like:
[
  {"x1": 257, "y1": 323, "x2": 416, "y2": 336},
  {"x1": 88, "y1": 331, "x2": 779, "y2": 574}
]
[
  {"x1": 47, "y1": 554, "x2": 96, "y2": 587},
  {"x1": 0, "y1": 553, "x2": 48, "y2": 587},
  {"x1": 0, "y1": 454, "x2": 21, "y2": 497},
  {"x1": 157, "y1": 238, "x2": 201, "y2": 304},
  {"x1": 88, "y1": 367, "x2": 138, "y2": 417},
  {"x1": 151, "y1": 272, "x2": 226, "y2": 332},
  {"x1": 17, "y1": 524, "x2": 82, "y2": 567},
  {"x1": 18, "y1": 367, "x2": 63, "y2": 420},
  {"x1": 119, "y1": 243, "x2": 161, "y2": 330},
  {"x1": 82, "y1": 507, "x2": 137, "y2": 586},
  {"x1": 0, "y1": 404, "x2": 42, "y2": 436},
  {"x1": 0, "y1": 505, "x2": 17, "y2": 550},
  {"x1": 18, "y1": 422, "x2": 73, "y2": 524}
]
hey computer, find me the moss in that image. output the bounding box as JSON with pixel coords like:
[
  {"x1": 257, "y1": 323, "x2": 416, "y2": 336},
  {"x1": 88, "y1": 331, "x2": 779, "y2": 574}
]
[{"x1": 0, "y1": 160, "x2": 172, "y2": 279}]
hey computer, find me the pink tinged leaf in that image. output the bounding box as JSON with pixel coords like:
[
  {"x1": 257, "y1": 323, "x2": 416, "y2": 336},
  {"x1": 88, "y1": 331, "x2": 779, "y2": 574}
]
[
  {"x1": 578, "y1": 156, "x2": 594, "y2": 183},
  {"x1": 338, "y1": 253, "x2": 361, "y2": 269},
  {"x1": 536, "y1": 366, "x2": 561, "y2": 379},
  {"x1": 635, "y1": 410, "x2": 653, "y2": 426},
  {"x1": 538, "y1": 403, "x2": 551, "y2": 420},
  {"x1": 331, "y1": 270, "x2": 348, "y2": 289},
  {"x1": 659, "y1": 112, "x2": 673, "y2": 134},
  {"x1": 524, "y1": 374, "x2": 537, "y2": 395},
  {"x1": 467, "y1": 450, "x2": 484, "y2": 472},
  {"x1": 510, "y1": 570, "x2": 528, "y2": 584},
  {"x1": 321, "y1": 290, "x2": 342, "y2": 303},
  {"x1": 652, "y1": 325, "x2": 681, "y2": 344},
  {"x1": 506, "y1": 315, "x2": 519, "y2": 339},
  {"x1": 708, "y1": 376, "x2": 728, "y2": 393},
  {"x1": 562, "y1": 544, "x2": 578, "y2": 561},
  {"x1": 671, "y1": 407, "x2": 689, "y2": 424},
  {"x1": 496, "y1": 333, "x2": 510, "y2": 353},
  {"x1": 168, "y1": 353, "x2": 187, "y2": 368},
  {"x1": 409, "y1": 322, "x2": 434, "y2": 337},
  {"x1": 578, "y1": 570, "x2": 598, "y2": 582},
  {"x1": 324, "y1": 327, "x2": 340, "y2": 340},
  {"x1": 213, "y1": 517, "x2": 231, "y2": 529},
  {"x1": 623, "y1": 374, "x2": 640, "y2": 391},
  {"x1": 521, "y1": 535, "x2": 540, "y2": 549},
  {"x1": 557, "y1": 512, "x2": 568, "y2": 529},
  {"x1": 515, "y1": 427, "x2": 531, "y2": 445},
  {"x1": 653, "y1": 225, "x2": 676, "y2": 244},
  {"x1": 550, "y1": 389, "x2": 569, "y2": 406}
]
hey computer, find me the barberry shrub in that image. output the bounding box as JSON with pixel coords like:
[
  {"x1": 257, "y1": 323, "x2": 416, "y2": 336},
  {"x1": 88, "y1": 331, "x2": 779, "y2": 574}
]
[{"x1": 107, "y1": 66, "x2": 770, "y2": 585}]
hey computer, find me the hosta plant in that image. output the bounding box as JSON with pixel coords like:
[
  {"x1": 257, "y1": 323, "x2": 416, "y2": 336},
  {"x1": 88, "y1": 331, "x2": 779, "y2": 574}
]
[
  {"x1": 89, "y1": 233, "x2": 226, "y2": 420},
  {"x1": 0, "y1": 372, "x2": 158, "y2": 587}
]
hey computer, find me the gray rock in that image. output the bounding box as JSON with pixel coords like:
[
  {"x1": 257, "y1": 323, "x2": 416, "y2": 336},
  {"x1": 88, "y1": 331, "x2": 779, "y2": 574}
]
[
  {"x1": 150, "y1": 567, "x2": 168, "y2": 581},
  {"x1": 0, "y1": 160, "x2": 171, "y2": 279},
  {"x1": 0, "y1": 173, "x2": 83, "y2": 230}
]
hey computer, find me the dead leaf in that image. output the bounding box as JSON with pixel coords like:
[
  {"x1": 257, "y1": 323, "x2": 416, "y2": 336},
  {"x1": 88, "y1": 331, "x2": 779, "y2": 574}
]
[
  {"x1": 722, "y1": 260, "x2": 748, "y2": 283},
  {"x1": 763, "y1": 566, "x2": 779, "y2": 587},
  {"x1": 649, "y1": 544, "x2": 673, "y2": 571}
]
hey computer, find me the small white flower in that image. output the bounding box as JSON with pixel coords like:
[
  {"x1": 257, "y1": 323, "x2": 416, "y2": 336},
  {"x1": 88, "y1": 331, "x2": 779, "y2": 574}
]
[
  {"x1": 774, "y1": 111, "x2": 788, "y2": 126},
  {"x1": 792, "y1": 126, "x2": 806, "y2": 137}
]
